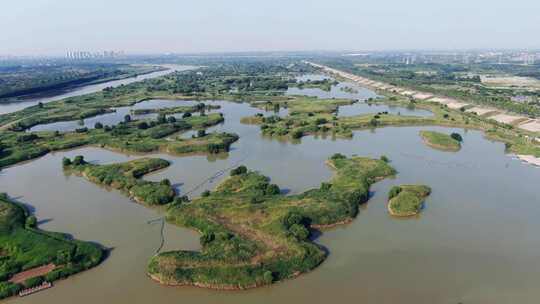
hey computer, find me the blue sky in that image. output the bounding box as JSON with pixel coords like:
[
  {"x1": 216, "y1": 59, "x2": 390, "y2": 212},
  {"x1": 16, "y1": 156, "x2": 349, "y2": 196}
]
[{"x1": 1, "y1": 0, "x2": 539, "y2": 55}]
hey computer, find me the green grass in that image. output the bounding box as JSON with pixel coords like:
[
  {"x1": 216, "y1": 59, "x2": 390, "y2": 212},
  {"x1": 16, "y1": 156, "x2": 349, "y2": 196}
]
[
  {"x1": 387, "y1": 185, "x2": 432, "y2": 217},
  {"x1": 0, "y1": 193, "x2": 103, "y2": 299},
  {"x1": 419, "y1": 131, "x2": 461, "y2": 151}
]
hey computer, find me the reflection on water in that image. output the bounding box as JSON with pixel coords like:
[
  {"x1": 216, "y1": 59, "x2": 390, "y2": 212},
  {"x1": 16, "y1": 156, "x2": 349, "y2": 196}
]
[{"x1": 2, "y1": 77, "x2": 540, "y2": 304}]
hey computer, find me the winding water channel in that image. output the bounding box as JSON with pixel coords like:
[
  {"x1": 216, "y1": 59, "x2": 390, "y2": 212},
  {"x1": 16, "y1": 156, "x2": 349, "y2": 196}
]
[{"x1": 1, "y1": 76, "x2": 540, "y2": 303}]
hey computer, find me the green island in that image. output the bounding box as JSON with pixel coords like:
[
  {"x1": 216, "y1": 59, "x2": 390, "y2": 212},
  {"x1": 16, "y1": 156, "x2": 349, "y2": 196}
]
[
  {"x1": 0, "y1": 112, "x2": 237, "y2": 170},
  {"x1": 0, "y1": 193, "x2": 103, "y2": 299},
  {"x1": 63, "y1": 153, "x2": 395, "y2": 289},
  {"x1": 130, "y1": 103, "x2": 221, "y2": 115},
  {"x1": 387, "y1": 185, "x2": 432, "y2": 217},
  {"x1": 419, "y1": 130, "x2": 462, "y2": 152},
  {"x1": 290, "y1": 78, "x2": 338, "y2": 91},
  {"x1": 63, "y1": 156, "x2": 176, "y2": 206}
]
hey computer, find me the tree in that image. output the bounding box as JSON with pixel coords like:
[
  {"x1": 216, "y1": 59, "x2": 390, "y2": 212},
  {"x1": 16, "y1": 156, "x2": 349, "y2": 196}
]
[
  {"x1": 230, "y1": 165, "x2": 247, "y2": 176},
  {"x1": 94, "y1": 122, "x2": 103, "y2": 129},
  {"x1": 201, "y1": 190, "x2": 211, "y2": 197},
  {"x1": 182, "y1": 112, "x2": 192, "y2": 118},
  {"x1": 160, "y1": 179, "x2": 171, "y2": 186},
  {"x1": 380, "y1": 155, "x2": 389, "y2": 163},
  {"x1": 73, "y1": 155, "x2": 85, "y2": 166},
  {"x1": 388, "y1": 186, "x2": 402, "y2": 199},
  {"x1": 137, "y1": 121, "x2": 149, "y2": 129},
  {"x1": 62, "y1": 157, "x2": 72, "y2": 167},
  {"x1": 25, "y1": 215, "x2": 37, "y2": 228},
  {"x1": 167, "y1": 116, "x2": 177, "y2": 123},
  {"x1": 331, "y1": 153, "x2": 346, "y2": 160},
  {"x1": 197, "y1": 129, "x2": 206, "y2": 138},
  {"x1": 289, "y1": 223, "x2": 310, "y2": 241},
  {"x1": 157, "y1": 114, "x2": 167, "y2": 124},
  {"x1": 124, "y1": 114, "x2": 132, "y2": 123},
  {"x1": 265, "y1": 184, "x2": 280, "y2": 195},
  {"x1": 451, "y1": 132, "x2": 463, "y2": 142}
]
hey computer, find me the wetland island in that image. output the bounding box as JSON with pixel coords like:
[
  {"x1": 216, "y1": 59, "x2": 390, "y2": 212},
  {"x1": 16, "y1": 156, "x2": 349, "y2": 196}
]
[{"x1": 1, "y1": 55, "x2": 540, "y2": 303}]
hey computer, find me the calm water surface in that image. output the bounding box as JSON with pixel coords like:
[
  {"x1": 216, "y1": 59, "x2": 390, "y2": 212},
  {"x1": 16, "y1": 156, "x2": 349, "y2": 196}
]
[{"x1": 1, "y1": 79, "x2": 540, "y2": 304}]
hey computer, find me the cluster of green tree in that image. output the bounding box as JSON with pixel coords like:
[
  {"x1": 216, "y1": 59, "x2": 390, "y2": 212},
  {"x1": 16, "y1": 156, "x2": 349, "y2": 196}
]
[
  {"x1": 148, "y1": 155, "x2": 396, "y2": 289},
  {"x1": 0, "y1": 193, "x2": 103, "y2": 299}
]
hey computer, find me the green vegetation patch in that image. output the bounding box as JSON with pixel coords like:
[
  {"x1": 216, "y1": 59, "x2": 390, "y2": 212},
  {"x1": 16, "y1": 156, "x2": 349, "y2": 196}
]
[
  {"x1": 63, "y1": 157, "x2": 175, "y2": 206},
  {"x1": 419, "y1": 130, "x2": 462, "y2": 152},
  {"x1": 0, "y1": 113, "x2": 237, "y2": 170},
  {"x1": 0, "y1": 193, "x2": 103, "y2": 299},
  {"x1": 148, "y1": 154, "x2": 396, "y2": 289},
  {"x1": 387, "y1": 185, "x2": 432, "y2": 217}
]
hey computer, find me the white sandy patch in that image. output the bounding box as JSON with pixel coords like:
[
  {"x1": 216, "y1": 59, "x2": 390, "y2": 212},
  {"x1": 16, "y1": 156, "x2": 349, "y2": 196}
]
[
  {"x1": 446, "y1": 102, "x2": 469, "y2": 109},
  {"x1": 489, "y1": 114, "x2": 525, "y2": 124},
  {"x1": 518, "y1": 120, "x2": 540, "y2": 133},
  {"x1": 517, "y1": 155, "x2": 540, "y2": 166},
  {"x1": 465, "y1": 107, "x2": 498, "y2": 116},
  {"x1": 481, "y1": 75, "x2": 540, "y2": 89},
  {"x1": 413, "y1": 93, "x2": 433, "y2": 100},
  {"x1": 429, "y1": 97, "x2": 456, "y2": 104},
  {"x1": 400, "y1": 91, "x2": 416, "y2": 96}
]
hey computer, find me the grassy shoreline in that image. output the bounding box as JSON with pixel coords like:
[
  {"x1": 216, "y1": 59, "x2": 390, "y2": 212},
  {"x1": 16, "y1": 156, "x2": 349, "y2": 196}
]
[{"x1": 0, "y1": 193, "x2": 104, "y2": 299}]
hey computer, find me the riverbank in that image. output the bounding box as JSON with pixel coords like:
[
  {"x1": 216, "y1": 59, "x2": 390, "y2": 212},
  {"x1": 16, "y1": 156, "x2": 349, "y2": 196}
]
[{"x1": 306, "y1": 61, "x2": 540, "y2": 136}]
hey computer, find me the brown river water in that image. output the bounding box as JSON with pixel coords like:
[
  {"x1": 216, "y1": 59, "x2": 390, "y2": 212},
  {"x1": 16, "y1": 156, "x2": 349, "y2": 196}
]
[{"x1": 1, "y1": 76, "x2": 540, "y2": 303}]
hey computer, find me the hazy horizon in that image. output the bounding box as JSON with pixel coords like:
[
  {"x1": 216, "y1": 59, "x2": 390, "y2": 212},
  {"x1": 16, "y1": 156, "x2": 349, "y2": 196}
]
[{"x1": 2, "y1": 0, "x2": 540, "y2": 56}]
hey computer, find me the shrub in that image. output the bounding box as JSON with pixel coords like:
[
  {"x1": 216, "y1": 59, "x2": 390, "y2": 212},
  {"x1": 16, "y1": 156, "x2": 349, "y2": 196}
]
[
  {"x1": 160, "y1": 179, "x2": 171, "y2": 186},
  {"x1": 75, "y1": 127, "x2": 88, "y2": 133},
  {"x1": 17, "y1": 134, "x2": 38, "y2": 143},
  {"x1": 94, "y1": 122, "x2": 103, "y2": 129},
  {"x1": 25, "y1": 215, "x2": 37, "y2": 228},
  {"x1": 450, "y1": 133, "x2": 463, "y2": 142},
  {"x1": 182, "y1": 112, "x2": 192, "y2": 118},
  {"x1": 62, "y1": 157, "x2": 72, "y2": 167},
  {"x1": 291, "y1": 130, "x2": 303, "y2": 139},
  {"x1": 320, "y1": 182, "x2": 332, "y2": 191},
  {"x1": 124, "y1": 114, "x2": 132, "y2": 123},
  {"x1": 230, "y1": 165, "x2": 248, "y2": 176},
  {"x1": 157, "y1": 114, "x2": 167, "y2": 124},
  {"x1": 200, "y1": 232, "x2": 215, "y2": 246},
  {"x1": 265, "y1": 184, "x2": 280, "y2": 195},
  {"x1": 174, "y1": 196, "x2": 190, "y2": 205},
  {"x1": 73, "y1": 155, "x2": 85, "y2": 166},
  {"x1": 289, "y1": 224, "x2": 310, "y2": 241},
  {"x1": 24, "y1": 276, "x2": 44, "y2": 288},
  {"x1": 137, "y1": 122, "x2": 149, "y2": 129},
  {"x1": 167, "y1": 116, "x2": 177, "y2": 123},
  {"x1": 331, "y1": 153, "x2": 346, "y2": 160},
  {"x1": 197, "y1": 130, "x2": 207, "y2": 138},
  {"x1": 388, "y1": 186, "x2": 402, "y2": 199},
  {"x1": 201, "y1": 190, "x2": 211, "y2": 197},
  {"x1": 380, "y1": 155, "x2": 389, "y2": 163}
]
